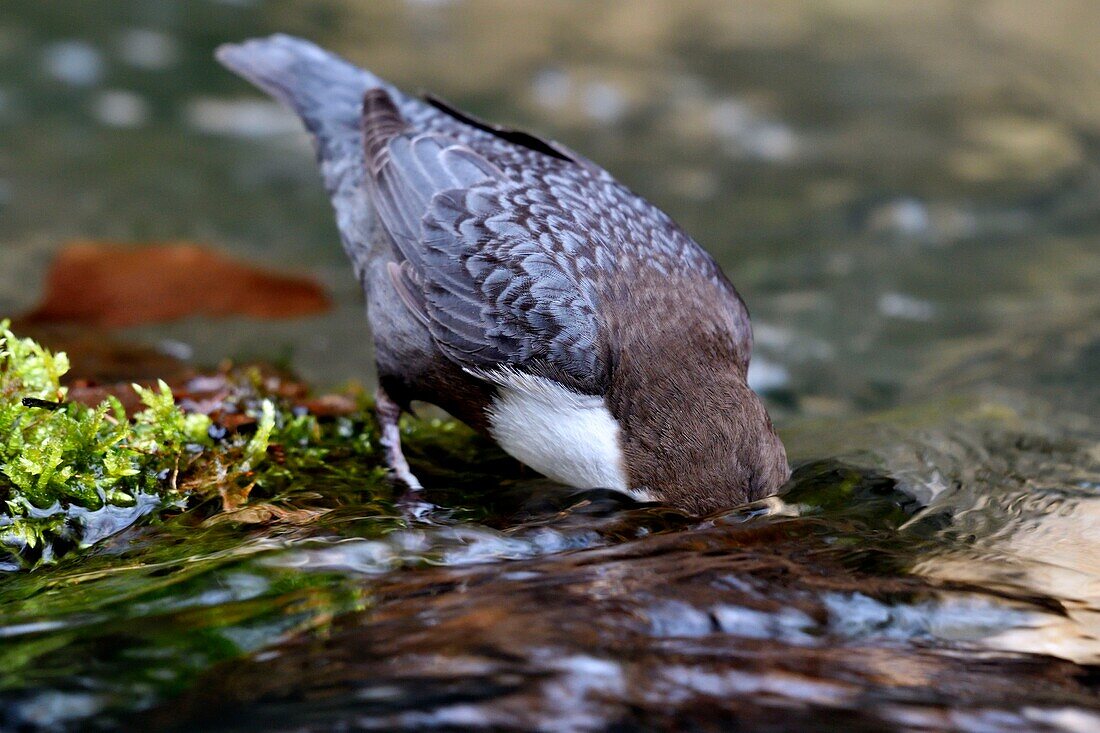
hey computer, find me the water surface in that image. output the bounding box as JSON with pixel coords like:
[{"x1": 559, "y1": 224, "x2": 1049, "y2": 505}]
[{"x1": 1, "y1": 1, "x2": 1099, "y2": 730}]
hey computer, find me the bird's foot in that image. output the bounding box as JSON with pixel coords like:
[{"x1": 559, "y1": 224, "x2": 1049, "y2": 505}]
[{"x1": 375, "y1": 387, "x2": 434, "y2": 521}]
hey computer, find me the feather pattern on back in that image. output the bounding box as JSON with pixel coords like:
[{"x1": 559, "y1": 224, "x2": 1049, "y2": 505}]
[{"x1": 360, "y1": 84, "x2": 752, "y2": 395}]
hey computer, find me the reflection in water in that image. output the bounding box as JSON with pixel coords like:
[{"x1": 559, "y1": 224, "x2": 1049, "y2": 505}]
[
  {"x1": 1, "y1": 429, "x2": 1098, "y2": 730},
  {"x1": 904, "y1": 428, "x2": 1100, "y2": 664},
  {"x1": 0, "y1": 0, "x2": 1098, "y2": 730}
]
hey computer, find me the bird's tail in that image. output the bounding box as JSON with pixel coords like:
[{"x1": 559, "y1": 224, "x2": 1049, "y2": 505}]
[
  {"x1": 215, "y1": 33, "x2": 383, "y2": 145},
  {"x1": 217, "y1": 34, "x2": 407, "y2": 269},
  {"x1": 215, "y1": 34, "x2": 392, "y2": 199}
]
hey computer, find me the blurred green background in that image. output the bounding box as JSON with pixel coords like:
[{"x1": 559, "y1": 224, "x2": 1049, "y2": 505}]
[{"x1": 1, "y1": 0, "x2": 1098, "y2": 420}]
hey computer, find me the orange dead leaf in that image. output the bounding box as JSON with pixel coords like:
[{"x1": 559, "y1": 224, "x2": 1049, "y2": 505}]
[{"x1": 22, "y1": 241, "x2": 331, "y2": 328}]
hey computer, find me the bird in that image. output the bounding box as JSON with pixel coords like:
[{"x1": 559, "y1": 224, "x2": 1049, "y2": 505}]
[{"x1": 216, "y1": 35, "x2": 789, "y2": 515}]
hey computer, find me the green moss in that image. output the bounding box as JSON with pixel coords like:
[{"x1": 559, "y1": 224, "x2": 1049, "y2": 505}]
[
  {"x1": 1, "y1": 323, "x2": 158, "y2": 515},
  {"x1": 0, "y1": 322, "x2": 397, "y2": 568}
]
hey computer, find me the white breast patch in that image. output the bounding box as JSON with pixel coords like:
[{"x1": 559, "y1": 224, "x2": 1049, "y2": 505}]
[{"x1": 471, "y1": 367, "x2": 643, "y2": 499}]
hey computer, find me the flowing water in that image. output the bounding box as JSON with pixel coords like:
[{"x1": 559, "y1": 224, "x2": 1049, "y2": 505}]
[{"x1": 1, "y1": 1, "x2": 1100, "y2": 730}]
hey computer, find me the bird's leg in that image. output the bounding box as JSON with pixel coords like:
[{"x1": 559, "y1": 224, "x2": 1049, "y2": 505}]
[{"x1": 374, "y1": 387, "x2": 431, "y2": 518}]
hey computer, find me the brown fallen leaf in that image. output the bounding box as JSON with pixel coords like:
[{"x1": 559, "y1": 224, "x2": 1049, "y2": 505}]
[
  {"x1": 21, "y1": 240, "x2": 331, "y2": 328},
  {"x1": 299, "y1": 393, "x2": 359, "y2": 417}
]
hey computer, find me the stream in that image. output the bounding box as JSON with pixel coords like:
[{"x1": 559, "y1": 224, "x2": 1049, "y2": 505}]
[{"x1": 1, "y1": 2, "x2": 1099, "y2": 730}]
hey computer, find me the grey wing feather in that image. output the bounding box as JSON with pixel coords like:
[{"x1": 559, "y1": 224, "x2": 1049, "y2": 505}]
[
  {"x1": 386, "y1": 261, "x2": 429, "y2": 327},
  {"x1": 217, "y1": 35, "x2": 751, "y2": 390},
  {"x1": 363, "y1": 90, "x2": 606, "y2": 393}
]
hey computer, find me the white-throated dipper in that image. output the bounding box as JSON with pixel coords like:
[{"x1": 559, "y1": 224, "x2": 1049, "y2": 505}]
[{"x1": 217, "y1": 35, "x2": 789, "y2": 514}]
